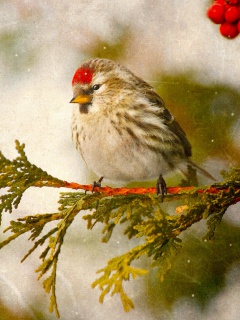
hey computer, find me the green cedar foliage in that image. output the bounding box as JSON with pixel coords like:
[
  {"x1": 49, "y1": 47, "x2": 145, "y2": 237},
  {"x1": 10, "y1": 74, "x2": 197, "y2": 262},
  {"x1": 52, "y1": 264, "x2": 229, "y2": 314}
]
[{"x1": 0, "y1": 141, "x2": 240, "y2": 317}]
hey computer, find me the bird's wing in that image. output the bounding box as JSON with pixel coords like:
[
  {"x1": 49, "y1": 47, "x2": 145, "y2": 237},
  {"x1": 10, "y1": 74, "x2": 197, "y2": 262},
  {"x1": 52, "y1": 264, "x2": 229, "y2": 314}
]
[
  {"x1": 144, "y1": 88, "x2": 192, "y2": 158},
  {"x1": 162, "y1": 107, "x2": 192, "y2": 157}
]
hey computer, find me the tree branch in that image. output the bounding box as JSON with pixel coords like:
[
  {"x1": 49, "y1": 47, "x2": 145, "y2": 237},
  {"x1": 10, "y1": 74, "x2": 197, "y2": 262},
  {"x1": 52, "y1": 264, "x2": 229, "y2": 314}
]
[
  {"x1": 1, "y1": 141, "x2": 240, "y2": 317},
  {"x1": 60, "y1": 181, "x2": 240, "y2": 203}
]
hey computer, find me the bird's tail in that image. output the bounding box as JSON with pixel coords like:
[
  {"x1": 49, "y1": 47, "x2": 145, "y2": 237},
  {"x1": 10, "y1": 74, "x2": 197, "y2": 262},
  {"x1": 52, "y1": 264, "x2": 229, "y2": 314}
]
[{"x1": 177, "y1": 159, "x2": 216, "y2": 182}]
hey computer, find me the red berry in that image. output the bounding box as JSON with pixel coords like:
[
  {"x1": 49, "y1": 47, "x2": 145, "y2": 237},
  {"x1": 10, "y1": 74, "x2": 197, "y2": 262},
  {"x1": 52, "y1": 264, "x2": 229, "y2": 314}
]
[
  {"x1": 228, "y1": 0, "x2": 239, "y2": 5},
  {"x1": 224, "y1": 4, "x2": 231, "y2": 10},
  {"x1": 207, "y1": 4, "x2": 226, "y2": 24},
  {"x1": 214, "y1": 0, "x2": 226, "y2": 5},
  {"x1": 220, "y1": 22, "x2": 239, "y2": 38},
  {"x1": 225, "y1": 6, "x2": 240, "y2": 22}
]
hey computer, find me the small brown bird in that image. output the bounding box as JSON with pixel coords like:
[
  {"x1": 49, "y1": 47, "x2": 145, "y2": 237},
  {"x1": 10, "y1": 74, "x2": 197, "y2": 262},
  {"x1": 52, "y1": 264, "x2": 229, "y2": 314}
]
[{"x1": 70, "y1": 58, "x2": 213, "y2": 196}]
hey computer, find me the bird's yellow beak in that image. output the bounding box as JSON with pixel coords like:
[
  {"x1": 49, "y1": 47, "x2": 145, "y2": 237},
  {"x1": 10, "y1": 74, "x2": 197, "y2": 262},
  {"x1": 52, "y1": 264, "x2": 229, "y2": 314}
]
[{"x1": 70, "y1": 94, "x2": 91, "y2": 104}]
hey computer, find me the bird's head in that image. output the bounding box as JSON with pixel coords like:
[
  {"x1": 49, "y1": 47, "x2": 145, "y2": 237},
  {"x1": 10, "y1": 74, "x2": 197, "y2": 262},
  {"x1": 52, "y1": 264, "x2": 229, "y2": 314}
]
[{"x1": 70, "y1": 58, "x2": 142, "y2": 114}]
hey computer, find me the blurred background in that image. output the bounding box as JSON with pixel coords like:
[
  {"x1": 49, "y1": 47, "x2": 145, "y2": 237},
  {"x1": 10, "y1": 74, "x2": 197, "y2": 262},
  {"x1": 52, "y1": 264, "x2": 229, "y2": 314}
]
[{"x1": 0, "y1": 0, "x2": 240, "y2": 319}]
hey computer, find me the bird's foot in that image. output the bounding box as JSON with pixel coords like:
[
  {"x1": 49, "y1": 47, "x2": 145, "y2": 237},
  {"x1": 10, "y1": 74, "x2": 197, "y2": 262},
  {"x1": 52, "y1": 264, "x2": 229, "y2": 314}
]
[
  {"x1": 156, "y1": 174, "x2": 167, "y2": 200},
  {"x1": 92, "y1": 176, "x2": 104, "y2": 193}
]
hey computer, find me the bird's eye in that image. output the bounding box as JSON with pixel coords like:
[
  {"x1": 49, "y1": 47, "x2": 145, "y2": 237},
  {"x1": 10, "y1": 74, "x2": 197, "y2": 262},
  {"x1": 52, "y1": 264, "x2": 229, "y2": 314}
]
[{"x1": 92, "y1": 84, "x2": 100, "y2": 91}]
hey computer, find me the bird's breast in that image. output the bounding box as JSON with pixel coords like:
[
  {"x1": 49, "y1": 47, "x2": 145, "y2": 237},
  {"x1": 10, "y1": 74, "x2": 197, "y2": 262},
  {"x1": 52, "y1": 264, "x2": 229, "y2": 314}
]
[{"x1": 71, "y1": 107, "x2": 171, "y2": 182}]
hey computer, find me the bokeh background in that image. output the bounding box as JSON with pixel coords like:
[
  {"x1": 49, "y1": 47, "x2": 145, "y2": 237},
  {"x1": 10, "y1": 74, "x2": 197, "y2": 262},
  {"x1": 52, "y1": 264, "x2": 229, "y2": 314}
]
[{"x1": 1, "y1": 0, "x2": 240, "y2": 319}]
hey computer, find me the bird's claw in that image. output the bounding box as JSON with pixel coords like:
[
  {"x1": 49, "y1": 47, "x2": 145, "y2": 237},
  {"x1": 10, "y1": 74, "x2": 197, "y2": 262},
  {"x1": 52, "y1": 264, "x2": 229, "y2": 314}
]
[
  {"x1": 92, "y1": 176, "x2": 104, "y2": 193},
  {"x1": 156, "y1": 174, "x2": 167, "y2": 200}
]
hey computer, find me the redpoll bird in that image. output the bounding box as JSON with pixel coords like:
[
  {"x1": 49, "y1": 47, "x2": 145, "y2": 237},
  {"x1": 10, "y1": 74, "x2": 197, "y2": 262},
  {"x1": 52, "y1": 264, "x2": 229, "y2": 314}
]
[{"x1": 70, "y1": 58, "x2": 213, "y2": 196}]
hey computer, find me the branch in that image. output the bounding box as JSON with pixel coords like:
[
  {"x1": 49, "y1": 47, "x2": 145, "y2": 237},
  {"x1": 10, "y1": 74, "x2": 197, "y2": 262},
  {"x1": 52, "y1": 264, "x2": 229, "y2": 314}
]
[
  {"x1": 0, "y1": 141, "x2": 240, "y2": 317},
  {"x1": 61, "y1": 181, "x2": 240, "y2": 202}
]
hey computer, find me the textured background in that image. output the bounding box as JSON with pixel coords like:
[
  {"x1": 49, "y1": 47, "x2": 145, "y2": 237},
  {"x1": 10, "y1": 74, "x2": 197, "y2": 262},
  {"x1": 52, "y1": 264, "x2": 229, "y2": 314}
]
[{"x1": 1, "y1": 1, "x2": 240, "y2": 319}]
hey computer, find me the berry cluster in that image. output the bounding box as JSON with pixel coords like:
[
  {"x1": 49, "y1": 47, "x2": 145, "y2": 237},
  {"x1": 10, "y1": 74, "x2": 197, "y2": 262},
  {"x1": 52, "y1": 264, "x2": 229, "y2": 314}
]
[{"x1": 207, "y1": 0, "x2": 240, "y2": 38}]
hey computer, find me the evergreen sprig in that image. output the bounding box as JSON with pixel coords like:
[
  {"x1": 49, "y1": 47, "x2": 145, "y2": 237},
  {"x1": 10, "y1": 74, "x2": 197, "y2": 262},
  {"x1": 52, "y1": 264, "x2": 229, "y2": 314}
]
[
  {"x1": 0, "y1": 140, "x2": 64, "y2": 224},
  {"x1": 1, "y1": 193, "x2": 91, "y2": 318},
  {"x1": 0, "y1": 141, "x2": 240, "y2": 317}
]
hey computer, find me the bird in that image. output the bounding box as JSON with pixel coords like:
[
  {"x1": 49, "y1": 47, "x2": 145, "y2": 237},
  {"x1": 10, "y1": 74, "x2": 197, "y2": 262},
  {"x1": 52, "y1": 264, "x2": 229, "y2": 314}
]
[{"x1": 70, "y1": 58, "x2": 213, "y2": 197}]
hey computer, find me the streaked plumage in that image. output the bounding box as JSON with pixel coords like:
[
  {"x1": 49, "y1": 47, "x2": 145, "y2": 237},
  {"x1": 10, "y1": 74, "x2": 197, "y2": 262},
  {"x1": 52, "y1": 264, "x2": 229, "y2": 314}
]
[{"x1": 70, "y1": 58, "x2": 213, "y2": 187}]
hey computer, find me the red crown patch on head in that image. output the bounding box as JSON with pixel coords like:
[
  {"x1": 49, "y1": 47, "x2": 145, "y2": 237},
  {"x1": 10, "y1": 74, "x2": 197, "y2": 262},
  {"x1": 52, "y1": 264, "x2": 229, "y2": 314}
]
[{"x1": 72, "y1": 67, "x2": 93, "y2": 85}]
